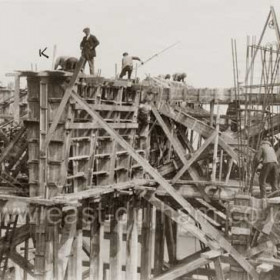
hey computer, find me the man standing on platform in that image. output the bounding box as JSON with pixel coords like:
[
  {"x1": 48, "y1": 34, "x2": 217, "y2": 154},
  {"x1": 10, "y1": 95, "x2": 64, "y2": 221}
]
[
  {"x1": 255, "y1": 136, "x2": 279, "y2": 198},
  {"x1": 80, "y1": 27, "x2": 99, "y2": 75}
]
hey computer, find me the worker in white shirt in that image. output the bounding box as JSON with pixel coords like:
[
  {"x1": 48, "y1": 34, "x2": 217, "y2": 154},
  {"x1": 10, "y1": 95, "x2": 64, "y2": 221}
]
[
  {"x1": 255, "y1": 136, "x2": 279, "y2": 198},
  {"x1": 119, "y1": 52, "x2": 143, "y2": 80}
]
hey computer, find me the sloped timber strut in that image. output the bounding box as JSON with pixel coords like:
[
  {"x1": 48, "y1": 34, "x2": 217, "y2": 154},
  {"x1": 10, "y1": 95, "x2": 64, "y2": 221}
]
[
  {"x1": 150, "y1": 105, "x2": 211, "y2": 202},
  {"x1": 150, "y1": 104, "x2": 202, "y2": 181},
  {"x1": 171, "y1": 130, "x2": 218, "y2": 184},
  {"x1": 158, "y1": 102, "x2": 240, "y2": 163},
  {"x1": 70, "y1": 90, "x2": 260, "y2": 280},
  {"x1": 141, "y1": 191, "x2": 217, "y2": 248},
  {"x1": 151, "y1": 254, "x2": 212, "y2": 280}
]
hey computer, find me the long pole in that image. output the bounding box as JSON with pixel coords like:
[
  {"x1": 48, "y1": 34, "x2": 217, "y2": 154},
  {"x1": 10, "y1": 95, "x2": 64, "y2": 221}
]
[
  {"x1": 140, "y1": 41, "x2": 180, "y2": 67},
  {"x1": 211, "y1": 104, "x2": 220, "y2": 182},
  {"x1": 52, "y1": 44, "x2": 57, "y2": 70}
]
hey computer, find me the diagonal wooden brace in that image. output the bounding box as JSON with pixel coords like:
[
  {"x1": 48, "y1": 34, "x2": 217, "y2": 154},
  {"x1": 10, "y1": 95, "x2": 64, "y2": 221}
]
[{"x1": 172, "y1": 131, "x2": 217, "y2": 184}]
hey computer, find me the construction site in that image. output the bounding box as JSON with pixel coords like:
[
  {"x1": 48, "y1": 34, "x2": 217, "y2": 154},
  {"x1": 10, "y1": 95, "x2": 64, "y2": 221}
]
[{"x1": 2, "y1": 4, "x2": 280, "y2": 280}]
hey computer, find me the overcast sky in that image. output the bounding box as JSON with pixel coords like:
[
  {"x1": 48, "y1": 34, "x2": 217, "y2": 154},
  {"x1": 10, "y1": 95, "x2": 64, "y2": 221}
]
[{"x1": 0, "y1": 0, "x2": 279, "y2": 87}]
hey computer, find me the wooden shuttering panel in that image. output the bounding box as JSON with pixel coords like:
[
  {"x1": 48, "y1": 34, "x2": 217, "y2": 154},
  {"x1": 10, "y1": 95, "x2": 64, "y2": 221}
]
[{"x1": 26, "y1": 73, "x2": 144, "y2": 197}]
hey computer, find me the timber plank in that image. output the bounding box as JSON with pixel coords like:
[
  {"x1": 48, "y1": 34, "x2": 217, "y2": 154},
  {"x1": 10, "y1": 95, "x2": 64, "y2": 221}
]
[
  {"x1": 151, "y1": 255, "x2": 211, "y2": 280},
  {"x1": 67, "y1": 122, "x2": 138, "y2": 130}
]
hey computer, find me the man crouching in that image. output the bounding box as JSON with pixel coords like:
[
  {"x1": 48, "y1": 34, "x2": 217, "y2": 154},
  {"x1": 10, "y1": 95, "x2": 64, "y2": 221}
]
[{"x1": 54, "y1": 56, "x2": 78, "y2": 72}]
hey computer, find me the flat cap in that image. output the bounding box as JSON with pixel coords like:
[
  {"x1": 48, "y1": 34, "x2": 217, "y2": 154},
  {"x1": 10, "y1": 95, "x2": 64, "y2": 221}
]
[{"x1": 83, "y1": 27, "x2": 90, "y2": 32}]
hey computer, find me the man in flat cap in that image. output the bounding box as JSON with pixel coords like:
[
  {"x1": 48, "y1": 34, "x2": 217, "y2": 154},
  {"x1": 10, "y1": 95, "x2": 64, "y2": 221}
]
[
  {"x1": 119, "y1": 52, "x2": 143, "y2": 80},
  {"x1": 80, "y1": 27, "x2": 100, "y2": 75},
  {"x1": 255, "y1": 136, "x2": 279, "y2": 198}
]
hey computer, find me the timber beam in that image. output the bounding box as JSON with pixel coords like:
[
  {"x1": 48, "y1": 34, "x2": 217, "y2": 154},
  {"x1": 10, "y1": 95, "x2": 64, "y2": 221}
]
[{"x1": 151, "y1": 253, "x2": 212, "y2": 280}]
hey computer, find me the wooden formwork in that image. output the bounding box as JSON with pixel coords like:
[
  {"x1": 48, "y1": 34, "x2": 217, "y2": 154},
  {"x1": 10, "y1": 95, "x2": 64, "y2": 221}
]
[
  {"x1": 2, "y1": 7, "x2": 280, "y2": 280},
  {"x1": 17, "y1": 65, "x2": 156, "y2": 280},
  {"x1": 0, "y1": 72, "x2": 264, "y2": 280},
  {"x1": 25, "y1": 73, "x2": 147, "y2": 193},
  {"x1": 1, "y1": 51, "x2": 280, "y2": 280}
]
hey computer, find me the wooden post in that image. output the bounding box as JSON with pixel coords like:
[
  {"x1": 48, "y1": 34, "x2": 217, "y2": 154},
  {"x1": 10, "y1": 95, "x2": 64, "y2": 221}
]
[
  {"x1": 52, "y1": 45, "x2": 57, "y2": 70},
  {"x1": 210, "y1": 100, "x2": 215, "y2": 127},
  {"x1": 219, "y1": 150, "x2": 224, "y2": 181},
  {"x1": 110, "y1": 200, "x2": 123, "y2": 280},
  {"x1": 34, "y1": 206, "x2": 47, "y2": 280},
  {"x1": 140, "y1": 200, "x2": 153, "y2": 280},
  {"x1": 53, "y1": 217, "x2": 59, "y2": 280},
  {"x1": 165, "y1": 215, "x2": 177, "y2": 265},
  {"x1": 115, "y1": 63, "x2": 118, "y2": 78},
  {"x1": 14, "y1": 74, "x2": 20, "y2": 124},
  {"x1": 58, "y1": 208, "x2": 77, "y2": 280},
  {"x1": 214, "y1": 257, "x2": 225, "y2": 280},
  {"x1": 39, "y1": 77, "x2": 48, "y2": 198},
  {"x1": 45, "y1": 215, "x2": 54, "y2": 280},
  {"x1": 125, "y1": 197, "x2": 139, "y2": 280},
  {"x1": 89, "y1": 203, "x2": 104, "y2": 280},
  {"x1": 225, "y1": 158, "x2": 233, "y2": 184},
  {"x1": 154, "y1": 209, "x2": 165, "y2": 276},
  {"x1": 23, "y1": 216, "x2": 29, "y2": 280},
  {"x1": 211, "y1": 104, "x2": 220, "y2": 181},
  {"x1": 67, "y1": 240, "x2": 75, "y2": 280},
  {"x1": 72, "y1": 207, "x2": 83, "y2": 280}
]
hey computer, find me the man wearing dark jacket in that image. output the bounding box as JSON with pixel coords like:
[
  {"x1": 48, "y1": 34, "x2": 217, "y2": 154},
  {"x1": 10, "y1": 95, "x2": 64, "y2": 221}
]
[{"x1": 80, "y1": 27, "x2": 99, "y2": 75}]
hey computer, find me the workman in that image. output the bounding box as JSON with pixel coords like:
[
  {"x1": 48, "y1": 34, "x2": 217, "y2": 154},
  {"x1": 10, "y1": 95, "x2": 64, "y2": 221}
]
[
  {"x1": 226, "y1": 101, "x2": 240, "y2": 132},
  {"x1": 172, "y1": 73, "x2": 187, "y2": 82},
  {"x1": 54, "y1": 56, "x2": 78, "y2": 71},
  {"x1": 255, "y1": 136, "x2": 279, "y2": 198},
  {"x1": 80, "y1": 27, "x2": 100, "y2": 75},
  {"x1": 119, "y1": 52, "x2": 143, "y2": 80}
]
